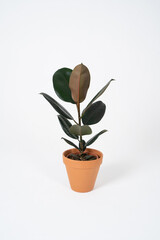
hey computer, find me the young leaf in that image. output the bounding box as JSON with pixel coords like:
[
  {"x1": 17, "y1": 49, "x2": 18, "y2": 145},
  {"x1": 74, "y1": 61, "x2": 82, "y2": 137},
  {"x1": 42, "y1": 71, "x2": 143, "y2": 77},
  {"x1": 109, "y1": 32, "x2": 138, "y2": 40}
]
[
  {"x1": 83, "y1": 79, "x2": 115, "y2": 114},
  {"x1": 69, "y1": 125, "x2": 92, "y2": 136},
  {"x1": 82, "y1": 101, "x2": 106, "y2": 125},
  {"x1": 40, "y1": 93, "x2": 74, "y2": 120},
  {"x1": 58, "y1": 115, "x2": 78, "y2": 139},
  {"x1": 53, "y1": 68, "x2": 75, "y2": 104},
  {"x1": 69, "y1": 63, "x2": 90, "y2": 103},
  {"x1": 61, "y1": 137, "x2": 79, "y2": 150},
  {"x1": 85, "y1": 130, "x2": 108, "y2": 147}
]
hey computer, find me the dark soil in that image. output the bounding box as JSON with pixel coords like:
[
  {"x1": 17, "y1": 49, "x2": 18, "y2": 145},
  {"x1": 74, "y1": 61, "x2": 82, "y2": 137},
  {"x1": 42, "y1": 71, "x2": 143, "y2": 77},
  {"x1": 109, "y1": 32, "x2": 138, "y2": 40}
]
[{"x1": 67, "y1": 152, "x2": 98, "y2": 161}]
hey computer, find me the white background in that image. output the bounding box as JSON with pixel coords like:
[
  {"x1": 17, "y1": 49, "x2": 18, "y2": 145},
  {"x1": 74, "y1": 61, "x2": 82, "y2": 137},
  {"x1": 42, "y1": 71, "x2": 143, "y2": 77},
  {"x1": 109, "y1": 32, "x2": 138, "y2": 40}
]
[{"x1": 0, "y1": 0, "x2": 160, "y2": 239}]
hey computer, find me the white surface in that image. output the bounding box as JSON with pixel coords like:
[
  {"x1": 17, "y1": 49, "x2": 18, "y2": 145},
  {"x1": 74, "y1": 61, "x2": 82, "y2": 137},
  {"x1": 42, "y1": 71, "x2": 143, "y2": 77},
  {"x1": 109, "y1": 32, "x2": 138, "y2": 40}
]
[{"x1": 0, "y1": 0, "x2": 160, "y2": 239}]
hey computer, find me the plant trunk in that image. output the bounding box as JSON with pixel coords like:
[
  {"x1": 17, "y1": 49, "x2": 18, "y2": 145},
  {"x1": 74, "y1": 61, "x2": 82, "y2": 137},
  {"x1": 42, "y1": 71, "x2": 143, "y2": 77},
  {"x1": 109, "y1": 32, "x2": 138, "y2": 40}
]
[{"x1": 77, "y1": 103, "x2": 83, "y2": 153}]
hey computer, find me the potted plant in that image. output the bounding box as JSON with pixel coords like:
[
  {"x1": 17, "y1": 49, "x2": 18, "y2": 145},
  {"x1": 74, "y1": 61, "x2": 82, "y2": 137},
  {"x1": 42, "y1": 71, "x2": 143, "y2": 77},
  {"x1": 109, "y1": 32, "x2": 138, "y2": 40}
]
[{"x1": 40, "y1": 63, "x2": 114, "y2": 192}]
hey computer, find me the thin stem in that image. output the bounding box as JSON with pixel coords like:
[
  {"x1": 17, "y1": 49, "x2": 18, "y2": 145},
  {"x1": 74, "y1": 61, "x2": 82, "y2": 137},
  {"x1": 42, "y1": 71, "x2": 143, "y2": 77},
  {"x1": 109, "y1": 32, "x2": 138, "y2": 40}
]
[
  {"x1": 77, "y1": 103, "x2": 80, "y2": 124},
  {"x1": 76, "y1": 103, "x2": 83, "y2": 153},
  {"x1": 73, "y1": 119, "x2": 79, "y2": 125}
]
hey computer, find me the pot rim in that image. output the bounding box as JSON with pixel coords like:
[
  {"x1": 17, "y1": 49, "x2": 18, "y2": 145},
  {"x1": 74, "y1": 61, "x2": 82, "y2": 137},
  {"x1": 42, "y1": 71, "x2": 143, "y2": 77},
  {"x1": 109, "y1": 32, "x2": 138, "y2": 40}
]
[{"x1": 63, "y1": 148, "x2": 103, "y2": 169}]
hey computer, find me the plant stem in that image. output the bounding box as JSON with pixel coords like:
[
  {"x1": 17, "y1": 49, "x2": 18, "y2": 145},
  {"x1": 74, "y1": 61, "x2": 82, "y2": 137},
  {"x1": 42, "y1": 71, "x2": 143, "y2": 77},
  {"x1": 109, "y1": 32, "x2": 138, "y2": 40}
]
[
  {"x1": 77, "y1": 103, "x2": 83, "y2": 152},
  {"x1": 73, "y1": 119, "x2": 79, "y2": 125}
]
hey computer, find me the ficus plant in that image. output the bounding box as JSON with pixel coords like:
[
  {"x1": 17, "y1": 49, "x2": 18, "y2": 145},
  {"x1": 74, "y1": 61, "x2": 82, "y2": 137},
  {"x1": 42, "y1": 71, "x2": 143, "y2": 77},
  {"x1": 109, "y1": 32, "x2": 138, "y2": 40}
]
[{"x1": 40, "y1": 63, "x2": 114, "y2": 161}]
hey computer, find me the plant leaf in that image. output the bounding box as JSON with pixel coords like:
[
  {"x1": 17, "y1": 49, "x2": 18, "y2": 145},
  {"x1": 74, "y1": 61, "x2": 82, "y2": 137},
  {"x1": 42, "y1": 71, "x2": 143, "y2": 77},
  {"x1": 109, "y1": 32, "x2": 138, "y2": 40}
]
[
  {"x1": 58, "y1": 115, "x2": 78, "y2": 139},
  {"x1": 40, "y1": 93, "x2": 74, "y2": 120},
  {"x1": 82, "y1": 101, "x2": 106, "y2": 125},
  {"x1": 68, "y1": 153, "x2": 80, "y2": 160},
  {"x1": 69, "y1": 125, "x2": 92, "y2": 136},
  {"x1": 69, "y1": 63, "x2": 90, "y2": 103},
  {"x1": 85, "y1": 130, "x2": 107, "y2": 147},
  {"x1": 53, "y1": 68, "x2": 75, "y2": 104},
  {"x1": 83, "y1": 79, "x2": 115, "y2": 114},
  {"x1": 84, "y1": 155, "x2": 97, "y2": 160},
  {"x1": 61, "y1": 137, "x2": 79, "y2": 150}
]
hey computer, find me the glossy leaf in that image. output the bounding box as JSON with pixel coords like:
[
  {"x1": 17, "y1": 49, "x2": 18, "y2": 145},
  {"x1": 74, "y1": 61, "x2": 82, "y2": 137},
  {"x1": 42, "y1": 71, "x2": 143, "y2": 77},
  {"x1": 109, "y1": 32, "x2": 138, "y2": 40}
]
[
  {"x1": 85, "y1": 130, "x2": 107, "y2": 147},
  {"x1": 53, "y1": 68, "x2": 75, "y2": 104},
  {"x1": 83, "y1": 79, "x2": 115, "y2": 114},
  {"x1": 40, "y1": 93, "x2": 73, "y2": 120},
  {"x1": 68, "y1": 153, "x2": 80, "y2": 160},
  {"x1": 82, "y1": 101, "x2": 106, "y2": 125},
  {"x1": 58, "y1": 115, "x2": 78, "y2": 139},
  {"x1": 61, "y1": 137, "x2": 79, "y2": 150},
  {"x1": 69, "y1": 63, "x2": 90, "y2": 103},
  {"x1": 69, "y1": 125, "x2": 92, "y2": 136},
  {"x1": 84, "y1": 155, "x2": 97, "y2": 160}
]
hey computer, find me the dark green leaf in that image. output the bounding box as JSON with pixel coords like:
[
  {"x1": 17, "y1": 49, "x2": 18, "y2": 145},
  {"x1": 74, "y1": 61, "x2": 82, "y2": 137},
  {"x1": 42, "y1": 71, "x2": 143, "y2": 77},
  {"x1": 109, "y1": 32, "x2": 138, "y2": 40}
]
[
  {"x1": 40, "y1": 93, "x2": 74, "y2": 120},
  {"x1": 85, "y1": 130, "x2": 107, "y2": 147},
  {"x1": 61, "y1": 137, "x2": 79, "y2": 150},
  {"x1": 68, "y1": 153, "x2": 80, "y2": 160},
  {"x1": 58, "y1": 115, "x2": 78, "y2": 139},
  {"x1": 84, "y1": 155, "x2": 97, "y2": 160},
  {"x1": 83, "y1": 79, "x2": 115, "y2": 114},
  {"x1": 82, "y1": 101, "x2": 106, "y2": 125},
  {"x1": 69, "y1": 125, "x2": 92, "y2": 136},
  {"x1": 53, "y1": 68, "x2": 75, "y2": 104}
]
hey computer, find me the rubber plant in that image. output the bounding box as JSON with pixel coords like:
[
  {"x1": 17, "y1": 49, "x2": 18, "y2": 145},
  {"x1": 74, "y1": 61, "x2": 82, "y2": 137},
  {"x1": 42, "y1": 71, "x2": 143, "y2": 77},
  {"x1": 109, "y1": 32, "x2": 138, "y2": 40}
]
[{"x1": 40, "y1": 63, "x2": 114, "y2": 192}]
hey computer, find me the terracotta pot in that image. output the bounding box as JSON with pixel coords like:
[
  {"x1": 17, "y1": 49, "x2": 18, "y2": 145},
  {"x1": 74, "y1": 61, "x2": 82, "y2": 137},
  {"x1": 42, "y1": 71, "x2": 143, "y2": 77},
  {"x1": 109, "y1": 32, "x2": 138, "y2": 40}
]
[{"x1": 63, "y1": 148, "x2": 103, "y2": 192}]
